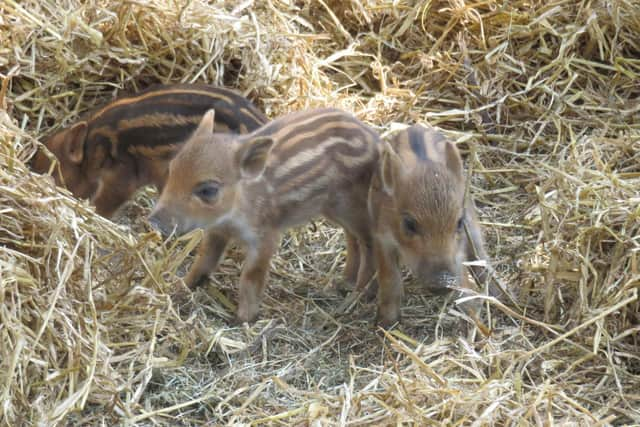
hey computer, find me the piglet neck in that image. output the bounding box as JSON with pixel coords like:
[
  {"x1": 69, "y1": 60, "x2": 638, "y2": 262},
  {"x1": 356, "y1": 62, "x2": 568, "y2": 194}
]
[{"x1": 219, "y1": 184, "x2": 264, "y2": 247}]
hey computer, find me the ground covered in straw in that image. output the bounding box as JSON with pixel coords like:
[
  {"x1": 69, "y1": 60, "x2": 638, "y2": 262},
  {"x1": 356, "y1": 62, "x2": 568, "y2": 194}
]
[{"x1": 1, "y1": 0, "x2": 639, "y2": 425}]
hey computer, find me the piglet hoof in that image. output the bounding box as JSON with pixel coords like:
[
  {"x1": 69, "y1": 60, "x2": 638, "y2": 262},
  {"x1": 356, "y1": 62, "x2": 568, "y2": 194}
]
[
  {"x1": 231, "y1": 311, "x2": 259, "y2": 326},
  {"x1": 331, "y1": 278, "x2": 353, "y2": 295},
  {"x1": 184, "y1": 273, "x2": 209, "y2": 290},
  {"x1": 375, "y1": 312, "x2": 400, "y2": 330},
  {"x1": 171, "y1": 287, "x2": 193, "y2": 306},
  {"x1": 230, "y1": 316, "x2": 256, "y2": 327},
  {"x1": 229, "y1": 316, "x2": 245, "y2": 327},
  {"x1": 336, "y1": 291, "x2": 361, "y2": 314}
]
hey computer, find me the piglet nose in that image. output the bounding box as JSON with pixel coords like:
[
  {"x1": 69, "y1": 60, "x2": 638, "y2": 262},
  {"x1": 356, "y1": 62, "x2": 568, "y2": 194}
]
[
  {"x1": 148, "y1": 214, "x2": 160, "y2": 231},
  {"x1": 437, "y1": 271, "x2": 458, "y2": 287},
  {"x1": 148, "y1": 210, "x2": 164, "y2": 232},
  {"x1": 421, "y1": 270, "x2": 458, "y2": 295}
]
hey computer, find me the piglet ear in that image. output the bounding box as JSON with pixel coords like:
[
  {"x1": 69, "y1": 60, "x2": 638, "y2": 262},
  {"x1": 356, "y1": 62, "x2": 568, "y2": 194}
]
[
  {"x1": 444, "y1": 141, "x2": 463, "y2": 179},
  {"x1": 380, "y1": 143, "x2": 402, "y2": 196},
  {"x1": 235, "y1": 136, "x2": 274, "y2": 179},
  {"x1": 194, "y1": 109, "x2": 216, "y2": 138},
  {"x1": 65, "y1": 121, "x2": 88, "y2": 164}
]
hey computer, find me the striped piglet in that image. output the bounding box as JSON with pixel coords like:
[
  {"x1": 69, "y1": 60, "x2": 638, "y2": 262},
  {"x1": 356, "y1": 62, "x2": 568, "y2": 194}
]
[
  {"x1": 149, "y1": 108, "x2": 381, "y2": 323},
  {"x1": 31, "y1": 84, "x2": 266, "y2": 217},
  {"x1": 369, "y1": 125, "x2": 492, "y2": 326}
]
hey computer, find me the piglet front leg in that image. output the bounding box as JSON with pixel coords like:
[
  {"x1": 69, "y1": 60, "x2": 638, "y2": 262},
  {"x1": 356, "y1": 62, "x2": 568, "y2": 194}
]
[
  {"x1": 374, "y1": 240, "x2": 403, "y2": 328},
  {"x1": 234, "y1": 233, "x2": 278, "y2": 324},
  {"x1": 184, "y1": 230, "x2": 230, "y2": 289}
]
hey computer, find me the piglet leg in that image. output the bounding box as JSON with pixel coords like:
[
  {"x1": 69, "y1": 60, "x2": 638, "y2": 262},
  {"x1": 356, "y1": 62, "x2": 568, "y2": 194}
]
[
  {"x1": 374, "y1": 240, "x2": 403, "y2": 328},
  {"x1": 340, "y1": 231, "x2": 360, "y2": 291},
  {"x1": 184, "y1": 231, "x2": 230, "y2": 289},
  {"x1": 335, "y1": 230, "x2": 376, "y2": 313},
  {"x1": 235, "y1": 233, "x2": 278, "y2": 324}
]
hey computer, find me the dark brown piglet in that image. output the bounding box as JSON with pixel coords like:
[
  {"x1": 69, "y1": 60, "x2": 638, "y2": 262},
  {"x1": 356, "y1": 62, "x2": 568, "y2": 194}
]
[{"x1": 31, "y1": 84, "x2": 267, "y2": 217}]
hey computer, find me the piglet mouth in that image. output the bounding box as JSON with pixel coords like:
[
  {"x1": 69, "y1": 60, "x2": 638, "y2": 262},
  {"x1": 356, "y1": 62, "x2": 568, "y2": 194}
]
[
  {"x1": 148, "y1": 217, "x2": 175, "y2": 236},
  {"x1": 148, "y1": 212, "x2": 202, "y2": 237},
  {"x1": 423, "y1": 285, "x2": 454, "y2": 296},
  {"x1": 414, "y1": 272, "x2": 459, "y2": 295},
  {"x1": 148, "y1": 210, "x2": 180, "y2": 236}
]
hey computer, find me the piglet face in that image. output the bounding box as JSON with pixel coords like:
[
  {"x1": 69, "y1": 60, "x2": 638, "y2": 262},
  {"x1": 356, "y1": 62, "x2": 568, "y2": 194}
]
[
  {"x1": 379, "y1": 130, "x2": 467, "y2": 294},
  {"x1": 33, "y1": 122, "x2": 100, "y2": 200},
  {"x1": 149, "y1": 110, "x2": 240, "y2": 235}
]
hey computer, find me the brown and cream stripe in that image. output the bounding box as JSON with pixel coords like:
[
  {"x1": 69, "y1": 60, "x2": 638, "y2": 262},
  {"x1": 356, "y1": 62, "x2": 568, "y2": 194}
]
[
  {"x1": 239, "y1": 108, "x2": 379, "y2": 205},
  {"x1": 80, "y1": 84, "x2": 268, "y2": 159}
]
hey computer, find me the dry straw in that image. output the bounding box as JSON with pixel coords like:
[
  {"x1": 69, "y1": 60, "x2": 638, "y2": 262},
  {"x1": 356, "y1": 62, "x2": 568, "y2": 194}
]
[{"x1": 1, "y1": 0, "x2": 639, "y2": 425}]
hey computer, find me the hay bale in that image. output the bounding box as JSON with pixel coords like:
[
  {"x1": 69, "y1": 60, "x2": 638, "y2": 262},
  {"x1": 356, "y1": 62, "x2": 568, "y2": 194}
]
[
  {"x1": 1, "y1": 0, "x2": 638, "y2": 425},
  {"x1": 0, "y1": 107, "x2": 200, "y2": 424}
]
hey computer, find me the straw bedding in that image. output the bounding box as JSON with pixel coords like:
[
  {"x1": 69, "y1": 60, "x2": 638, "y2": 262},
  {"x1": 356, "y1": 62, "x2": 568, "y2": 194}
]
[{"x1": 1, "y1": 0, "x2": 638, "y2": 425}]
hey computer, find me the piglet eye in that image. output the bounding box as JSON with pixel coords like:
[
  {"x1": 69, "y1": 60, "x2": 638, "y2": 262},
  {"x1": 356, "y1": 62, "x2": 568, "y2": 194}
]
[
  {"x1": 193, "y1": 181, "x2": 219, "y2": 202},
  {"x1": 402, "y1": 213, "x2": 419, "y2": 236}
]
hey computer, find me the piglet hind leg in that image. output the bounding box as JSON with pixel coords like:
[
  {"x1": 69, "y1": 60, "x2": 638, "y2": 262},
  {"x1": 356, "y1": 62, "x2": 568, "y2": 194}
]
[
  {"x1": 463, "y1": 208, "x2": 489, "y2": 286},
  {"x1": 335, "y1": 232, "x2": 376, "y2": 313},
  {"x1": 234, "y1": 233, "x2": 278, "y2": 325},
  {"x1": 374, "y1": 240, "x2": 403, "y2": 328},
  {"x1": 184, "y1": 231, "x2": 230, "y2": 289},
  {"x1": 463, "y1": 206, "x2": 512, "y2": 302},
  {"x1": 338, "y1": 231, "x2": 360, "y2": 292},
  {"x1": 357, "y1": 237, "x2": 380, "y2": 302},
  {"x1": 353, "y1": 233, "x2": 375, "y2": 292}
]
